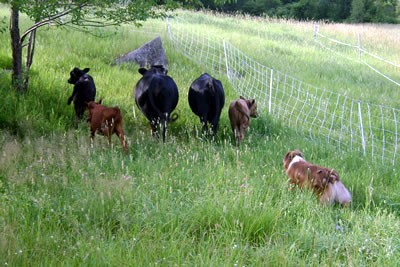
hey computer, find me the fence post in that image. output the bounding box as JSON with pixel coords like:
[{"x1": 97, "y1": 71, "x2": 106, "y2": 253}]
[
  {"x1": 223, "y1": 39, "x2": 230, "y2": 79},
  {"x1": 166, "y1": 17, "x2": 171, "y2": 38},
  {"x1": 262, "y1": 69, "x2": 268, "y2": 110},
  {"x1": 358, "y1": 33, "x2": 362, "y2": 61},
  {"x1": 358, "y1": 101, "x2": 366, "y2": 155},
  {"x1": 313, "y1": 23, "x2": 319, "y2": 41},
  {"x1": 393, "y1": 108, "x2": 398, "y2": 166},
  {"x1": 269, "y1": 69, "x2": 274, "y2": 114}
]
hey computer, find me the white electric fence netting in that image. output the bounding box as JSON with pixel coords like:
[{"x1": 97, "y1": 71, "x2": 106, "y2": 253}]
[
  {"x1": 167, "y1": 16, "x2": 400, "y2": 166},
  {"x1": 313, "y1": 24, "x2": 400, "y2": 87}
]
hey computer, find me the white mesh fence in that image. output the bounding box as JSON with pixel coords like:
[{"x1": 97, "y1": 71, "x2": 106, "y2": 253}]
[
  {"x1": 313, "y1": 24, "x2": 400, "y2": 87},
  {"x1": 167, "y1": 17, "x2": 400, "y2": 166}
]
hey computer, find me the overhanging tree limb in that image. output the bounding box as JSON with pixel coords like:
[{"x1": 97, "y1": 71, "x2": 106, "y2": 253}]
[{"x1": 20, "y1": 4, "x2": 87, "y2": 44}]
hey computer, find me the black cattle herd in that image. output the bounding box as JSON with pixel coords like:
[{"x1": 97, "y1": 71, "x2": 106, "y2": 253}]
[{"x1": 67, "y1": 65, "x2": 257, "y2": 147}]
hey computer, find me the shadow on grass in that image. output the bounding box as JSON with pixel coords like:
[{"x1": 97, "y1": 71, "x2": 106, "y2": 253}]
[{"x1": 0, "y1": 69, "x2": 79, "y2": 138}]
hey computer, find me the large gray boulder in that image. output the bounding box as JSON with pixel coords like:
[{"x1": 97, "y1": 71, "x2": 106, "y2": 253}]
[{"x1": 115, "y1": 36, "x2": 168, "y2": 67}]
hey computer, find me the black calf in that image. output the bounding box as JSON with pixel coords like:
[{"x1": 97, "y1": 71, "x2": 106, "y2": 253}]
[{"x1": 67, "y1": 67, "x2": 96, "y2": 120}]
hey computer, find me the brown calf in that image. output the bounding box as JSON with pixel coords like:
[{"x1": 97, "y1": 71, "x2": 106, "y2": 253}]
[
  {"x1": 87, "y1": 101, "x2": 128, "y2": 152},
  {"x1": 228, "y1": 96, "x2": 258, "y2": 144}
]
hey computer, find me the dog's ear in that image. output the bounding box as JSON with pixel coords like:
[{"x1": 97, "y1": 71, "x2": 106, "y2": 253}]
[
  {"x1": 293, "y1": 149, "x2": 303, "y2": 158},
  {"x1": 328, "y1": 169, "x2": 339, "y2": 182},
  {"x1": 284, "y1": 151, "x2": 292, "y2": 162},
  {"x1": 329, "y1": 173, "x2": 338, "y2": 182}
]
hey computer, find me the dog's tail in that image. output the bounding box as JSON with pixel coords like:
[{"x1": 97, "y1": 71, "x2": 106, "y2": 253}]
[
  {"x1": 333, "y1": 181, "x2": 351, "y2": 206},
  {"x1": 320, "y1": 181, "x2": 351, "y2": 207}
]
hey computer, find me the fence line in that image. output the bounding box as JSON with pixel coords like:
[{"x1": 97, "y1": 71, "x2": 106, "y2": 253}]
[
  {"x1": 314, "y1": 24, "x2": 400, "y2": 87},
  {"x1": 167, "y1": 16, "x2": 400, "y2": 166}
]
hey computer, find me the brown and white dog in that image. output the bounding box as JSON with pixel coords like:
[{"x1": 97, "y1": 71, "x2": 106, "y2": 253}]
[{"x1": 283, "y1": 150, "x2": 351, "y2": 206}]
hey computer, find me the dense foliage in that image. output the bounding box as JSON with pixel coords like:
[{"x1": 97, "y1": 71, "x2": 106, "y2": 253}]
[{"x1": 201, "y1": 0, "x2": 399, "y2": 23}]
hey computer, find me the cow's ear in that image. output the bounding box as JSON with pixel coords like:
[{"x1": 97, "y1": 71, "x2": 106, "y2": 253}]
[
  {"x1": 157, "y1": 65, "x2": 168, "y2": 74},
  {"x1": 138, "y1": 68, "x2": 147, "y2": 75},
  {"x1": 240, "y1": 96, "x2": 245, "y2": 100},
  {"x1": 83, "y1": 68, "x2": 90, "y2": 73}
]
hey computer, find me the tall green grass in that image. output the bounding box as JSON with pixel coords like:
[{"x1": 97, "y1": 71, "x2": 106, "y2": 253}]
[{"x1": 1, "y1": 5, "x2": 400, "y2": 266}]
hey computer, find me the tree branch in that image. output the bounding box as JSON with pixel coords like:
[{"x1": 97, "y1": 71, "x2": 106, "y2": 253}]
[{"x1": 20, "y1": 3, "x2": 87, "y2": 44}]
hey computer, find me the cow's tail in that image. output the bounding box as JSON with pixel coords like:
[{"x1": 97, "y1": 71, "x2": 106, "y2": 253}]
[
  {"x1": 234, "y1": 100, "x2": 250, "y2": 121},
  {"x1": 113, "y1": 107, "x2": 122, "y2": 124},
  {"x1": 162, "y1": 112, "x2": 168, "y2": 143},
  {"x1": 161, "y1": 112, "x2": 179, "y2": 142}
]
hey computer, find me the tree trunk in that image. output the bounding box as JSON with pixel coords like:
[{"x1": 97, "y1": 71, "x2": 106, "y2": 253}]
[
  {"x1": 24, "y1": 30, "x2": 36, "y2": 90},
  {"x1": 10, "y1": 5, "x2": 25, "y2": 92}
]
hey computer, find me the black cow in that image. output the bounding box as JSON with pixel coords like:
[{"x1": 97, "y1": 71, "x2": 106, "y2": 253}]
[
  {"x1": 134, "y1": 65, "x2": 179, "y2": 142},
  {"x1": 67, "y1": 67, "x2": 96, "y2": 120},
  {"x1": 188, "y1": 73, "x2": 225, "y2": 136}
]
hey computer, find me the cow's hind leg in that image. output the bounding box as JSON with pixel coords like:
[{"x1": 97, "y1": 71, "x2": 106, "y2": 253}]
[
  {"x1": 210, "y1": 117, "x2": 219, "y2": 137},
  {"x1": 100, "y1": 119, "x2": 113, "y2": 148},
  {"x1": 107, "y1": 128, "x2": 113, "y2": 147},
  {"x1": 233, "y1": 127, "x2": 240, "y2": 145},
  {"x1": 239, "y1": 126, "x2": 246, "y2": 142},
  {"x1": 150, "y1": 119, "x2": 159, "y2": 139},
  {"x1": 90, "y1": 129, "x2": 96, "y2": 148},
  {"x1": 200, "y1": 116, "x2": 209, "y2": 135},
  {"x1": 115, "y1": 125, "x2": 128, "y2": 152},
  {"x1": 74, "y1": 103, "x2": 85, "y2": 121}
]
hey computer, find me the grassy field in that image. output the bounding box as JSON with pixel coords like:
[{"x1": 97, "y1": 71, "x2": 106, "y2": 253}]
[{"x1": 1, "y1": 5, "x2": 400, "y2": 266}]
